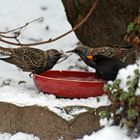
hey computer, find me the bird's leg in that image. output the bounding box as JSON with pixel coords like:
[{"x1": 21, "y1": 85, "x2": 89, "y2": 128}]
[
  {"x1": 29, "y1": 72, "x2": 33, "y2": 78},
  {"x1": 29, "y1": 67, "x2": 45, "y2": 77},
  {"x1": 29, "y1": 68, "x2": 37, "y2": 78}
]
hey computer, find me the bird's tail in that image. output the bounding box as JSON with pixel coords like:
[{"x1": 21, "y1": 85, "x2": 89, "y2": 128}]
[{"x1": 0, "y1": 46, "x2": 12, "y2": 59}]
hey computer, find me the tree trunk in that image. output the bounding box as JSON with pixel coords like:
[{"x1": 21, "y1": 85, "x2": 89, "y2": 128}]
[{"x1": 61, "y1": 0, "x2": 140, "y2": 48}]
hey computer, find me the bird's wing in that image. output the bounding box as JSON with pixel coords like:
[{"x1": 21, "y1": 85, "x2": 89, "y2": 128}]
[
  {"x1": 21, "y1": 48, "x2": 45, "y2": 68},
  {"x1": 6, "y1": 47, "x2": 45, "y2": 71},
  {"x1": 90, "y1": 47, "x2": 133, "y2": 59},
  {"x1": 111, "y1": 48, "x2": 129, "y2": 58},
  {"x1": 113, "y1": 60, "x2": 127, "y2": 72}
]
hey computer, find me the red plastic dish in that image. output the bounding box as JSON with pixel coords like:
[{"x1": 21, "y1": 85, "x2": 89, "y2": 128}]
[{"x1": 33, "y1": 70, "x2": 105, "y2": 98}]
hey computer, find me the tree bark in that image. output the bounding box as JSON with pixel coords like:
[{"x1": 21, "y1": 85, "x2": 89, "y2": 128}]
[{"x1": 61, "y1": 0, "x2": 140, "y2": 48}]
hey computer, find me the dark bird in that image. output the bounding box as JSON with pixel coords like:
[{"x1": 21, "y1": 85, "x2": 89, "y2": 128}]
[
  {"x1": 0, "y1": 46, "x2": 64, "y2": 74},
  {"x1": 86, "y1": 54, "x2": 127, "y2": 81},
  {"x1": 66, "y1": 46, "x2": 127, "y2": 80},
  {"x1": 66, "y1": 44, "x2": 135, "y2": 65}
]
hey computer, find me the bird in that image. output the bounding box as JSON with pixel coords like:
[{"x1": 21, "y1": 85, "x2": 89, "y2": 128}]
[
  {"x1": 0, "y1": 46, "x2": 64, "y2": 75},
  {"x1": 66, "y1": 44, "x2": 136, "y2": 64},
  {"x1": 86, "y1": 54, "x2": 127, "y2": 81},
  {"x1": 66, "y1": 46, "x2": 127, "y2": 80}
]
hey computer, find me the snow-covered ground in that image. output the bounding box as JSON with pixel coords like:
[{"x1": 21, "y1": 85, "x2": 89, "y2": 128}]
[
  {"x1": 0, "y1": 0, "x2": 139, "y2": 140},
  {"x1": 0, "y1": 132, "x2": 39, "y2": 140},
  {"x1": 78, "y1": 126, "x2": 140, "y2": 140}
]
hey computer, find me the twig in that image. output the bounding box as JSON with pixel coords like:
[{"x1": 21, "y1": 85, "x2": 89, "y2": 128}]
[
  {"x1": 57, "y1": 53, "x2": 72, "y2": 64},
  {"x1": 0, "y1": 0, "x2": 99, "y2": 46},
  {"x1": 0, "y1": 17, "x2": 43, "y2": 45},
  {"x1": 0, "y1": 33, "x2": 19, "y2": 39},
  {"x1": 0, "y1": 17, "x2": 43, "y2": 34}
]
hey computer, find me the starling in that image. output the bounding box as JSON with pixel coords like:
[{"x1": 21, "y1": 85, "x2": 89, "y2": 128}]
[
  {"x1": 66, "y1": 44, "x2": 135, "y2": 64},
  {"x1": 0, "y1": 46, "x2": 64, "y2": 74},
  {"x1": 66, "y1": 46, "x2": 127, "y2": 80},
  {"x1": 86, "y1": 54, "x2": 127, "y2": 81}
]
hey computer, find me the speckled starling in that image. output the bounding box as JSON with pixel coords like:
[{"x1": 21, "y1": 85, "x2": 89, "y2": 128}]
[
  {"x1": 66, "y1": 44, "x2": 135, "y2": 65},
  {"x1": 0, "y1": 46, "x2": 64, "y2": 74}
]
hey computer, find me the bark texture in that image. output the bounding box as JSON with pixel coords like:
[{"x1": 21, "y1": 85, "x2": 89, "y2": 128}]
[{"x1": 61, "y1": 0, "x2": 140, "y2": 48}]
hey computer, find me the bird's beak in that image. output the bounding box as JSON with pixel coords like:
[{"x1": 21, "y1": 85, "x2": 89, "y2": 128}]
[
  {"x1": 56, "y1": 53, "x2": 70, "y2": 64},
  {"x1": 65, "y1": 50, "x2": 75, "y2": 53},
  {"x1": 87, "y1": 55, "x2": 93, "y2": 60},
  {"x1": 60, "y1": 53, "x2": 68, "y2": 58}
]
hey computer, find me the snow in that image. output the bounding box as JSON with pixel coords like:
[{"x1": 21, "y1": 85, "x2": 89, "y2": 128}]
[
  {"x1": 0, "y1": 0, "x2": 139, "y2": 140},
  {"x1": 116, "y1": 64, "x2": 138, "y2": 92},
  {"x1": 0, "y1": 132, "x2": 39, "y2": 140},
  {"x1": 1, "y1": 126, "x2": 140, "y2": 140},
  {"x1": 116, "y1": 61, "x2": 140, "y2": 95},
  {"x1": 78, "y1": 125, "x2": 140, "y2": 140},
  {"x1": 78, "y1": 126, "x2": 131, "y2": 140},
  {"x1": 0, "y1": 86, "x2": 110, "y2": 120}
]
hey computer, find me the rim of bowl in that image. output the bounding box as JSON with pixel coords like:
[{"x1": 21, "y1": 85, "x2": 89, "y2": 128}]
[{"x1": 33, "y1": 70, "x2": 105, "y2": 83}]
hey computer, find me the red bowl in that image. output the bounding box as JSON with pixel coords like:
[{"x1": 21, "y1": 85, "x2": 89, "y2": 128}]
[{"x1": 33, "y1": 70, "x2": 105, "y2": 98}]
